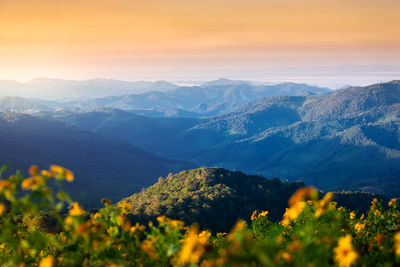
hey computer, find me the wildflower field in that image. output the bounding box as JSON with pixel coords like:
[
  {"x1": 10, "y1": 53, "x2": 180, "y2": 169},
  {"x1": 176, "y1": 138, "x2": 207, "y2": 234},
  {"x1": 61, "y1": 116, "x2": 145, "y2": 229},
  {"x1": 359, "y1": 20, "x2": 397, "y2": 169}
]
[{"x1": 0, "y1": 165, "x2": 399, "y2": 266}]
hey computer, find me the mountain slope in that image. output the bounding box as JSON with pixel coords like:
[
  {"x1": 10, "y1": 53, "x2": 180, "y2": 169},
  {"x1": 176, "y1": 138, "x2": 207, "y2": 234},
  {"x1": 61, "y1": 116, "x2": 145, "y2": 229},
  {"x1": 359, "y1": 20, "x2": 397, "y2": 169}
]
[
  {"x1": 121, "y1": 167, "x2": 384, "y2": 232},
  {"x1": 59, "y1": 81, "x2": 400, "y2": 196},
  {"x1": 0, "y1": 112, "x2": 195, "y2": 207},
  {"x1": 53, "y1": 108, "x2": 201, "y2": 153},
  {"x1": 0, "y1": 96, "x2": 51, "y2": 113},
  {"x1": 69, "y1": 80, "x2": 330, "y2": 116},
  {"x1": 122, "y1": 167, "x2": 305, "y2": 232},
  {"x1": 0, "y1": 78, "x2": 330, "y2": 118}
]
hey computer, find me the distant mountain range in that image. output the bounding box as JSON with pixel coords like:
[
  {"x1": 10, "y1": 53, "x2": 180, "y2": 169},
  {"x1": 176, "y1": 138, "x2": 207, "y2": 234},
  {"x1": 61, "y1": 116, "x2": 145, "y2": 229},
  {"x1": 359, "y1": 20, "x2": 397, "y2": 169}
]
[
  {"x1": 0, "y1": 79, "x2": 398, "y2": 198},
  {"x1": 55, "y1": 80, "x2": 400, "y2": 196},
  {"x1": 0, "y1": 78, "x2": 331, "y2": 117},
  {"x1": 0, "y1": 112, "x2": 195, "y2": 208},
  {"x1": 0, "y1": 78, "x2": 179, "y2": 100},
  {"x1": 0, "y1": 96, "x2": 51, "y2": 113},
  {"x1": 69, "y1": 79, "x2": 330, "y2": 116}
]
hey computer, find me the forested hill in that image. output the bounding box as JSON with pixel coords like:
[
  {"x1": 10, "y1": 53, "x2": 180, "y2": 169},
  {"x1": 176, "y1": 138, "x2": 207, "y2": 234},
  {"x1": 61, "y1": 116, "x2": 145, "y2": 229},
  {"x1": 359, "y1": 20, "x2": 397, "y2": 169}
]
[{"x1": 121, "y1": 167, "x2": 384, "y2": 232}]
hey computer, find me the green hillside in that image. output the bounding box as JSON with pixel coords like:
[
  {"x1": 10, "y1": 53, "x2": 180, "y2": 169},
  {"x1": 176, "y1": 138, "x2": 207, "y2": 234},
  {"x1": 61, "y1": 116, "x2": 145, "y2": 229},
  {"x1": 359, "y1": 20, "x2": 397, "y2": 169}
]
[{"x1": 121, "y1": 167, "x2": 384, "y2": 232}]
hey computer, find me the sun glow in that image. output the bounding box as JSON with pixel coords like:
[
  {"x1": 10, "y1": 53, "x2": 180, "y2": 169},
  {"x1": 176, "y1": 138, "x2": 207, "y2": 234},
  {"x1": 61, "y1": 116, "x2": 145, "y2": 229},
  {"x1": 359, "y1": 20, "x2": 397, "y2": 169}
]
[{"x1": 0, "y1": 0, "x2": 399, "y2": 81}]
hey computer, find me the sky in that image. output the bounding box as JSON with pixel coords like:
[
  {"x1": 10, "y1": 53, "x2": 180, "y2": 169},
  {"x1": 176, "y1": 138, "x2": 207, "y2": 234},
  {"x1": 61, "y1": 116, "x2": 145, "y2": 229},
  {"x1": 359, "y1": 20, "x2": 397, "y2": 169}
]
[{"x1": 1, "y1": 0, "x2": 400, "y2": 86}]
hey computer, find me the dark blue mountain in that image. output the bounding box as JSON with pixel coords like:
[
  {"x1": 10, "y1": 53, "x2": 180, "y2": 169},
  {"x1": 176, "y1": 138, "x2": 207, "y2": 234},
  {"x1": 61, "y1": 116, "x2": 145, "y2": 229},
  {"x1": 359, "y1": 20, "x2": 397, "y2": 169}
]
[
  {"x1": 57, "y1": 81, "x2": 400, "y2": 196},
  {"x1": 0, "y1": 112, "x2": 195, "y2": 208}
]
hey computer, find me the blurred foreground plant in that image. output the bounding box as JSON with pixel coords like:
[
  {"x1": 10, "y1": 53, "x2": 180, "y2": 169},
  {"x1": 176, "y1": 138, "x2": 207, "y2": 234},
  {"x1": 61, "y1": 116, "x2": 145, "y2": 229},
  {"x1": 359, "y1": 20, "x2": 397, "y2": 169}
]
[{"x1": 0, "y1": 166, "x2": 399, "y2": 266}]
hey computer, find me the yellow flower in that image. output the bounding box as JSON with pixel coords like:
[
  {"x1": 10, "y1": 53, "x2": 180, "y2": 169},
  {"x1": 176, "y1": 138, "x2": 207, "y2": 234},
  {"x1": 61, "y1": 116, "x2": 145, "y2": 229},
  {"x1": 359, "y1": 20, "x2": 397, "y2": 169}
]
[
  {"x1": 39, "y1": 256, "x2": 54, "y2": 267},
  {"x1": 49, "y1": 165, "x2": 74, "y2": 182},
  {"x1": 228, "y1": 220, "x2": 247, "y2": 240},
  {"x1": 178, "y1": 225, "x2": 208, "y2": 265},
  {"x1": 101, "y1": 198, "x2": 112, "y2": 206},
  {"x1": 0, "y1": 203, "x2": 6, "y2": 215},
  {"x1": 116, "y1": 215, "x2": 131, "y2": 230},
  {"x1": 156, "y1": 215, "x2": 184, "y2": 229},
  {"x1": 169, "y1": 219, "x2": 185, "y2": 229},
  {"x1": 251, "y1": 210, "x2": 258, "y2": 221},
  {"x1": 334, "y1": 235, "x2": 358, "y2": 267},
  {"x1": 315, "y1": 192, "x2": 334, "y2": 217},
  {"x1": 321, "y1": 192, "x2": 334, "y2": 205},
  {"x1": 117, "y1": 200, "x2": 132, "y2": 214},
  {"x1": 281, "y1": 201, "x2": 306, "y2": 226},
  {"x1": 330, "y1": 201, "x2": 338, "y2": 208},
  {"x1": 69, "y1": 202, "x2": 86, "y2": 216},
  {"x1": 360, "y1": 214, "x2": 364, "y2": 220},
  {"x1": 28, "y1": 165, "x2": 39, "y2": 176},
  {"x1": 394, "y1": 232, "x2": 400, "y2": 255},
  {"x1": 251, "y1": 209, "x2": 268, "y2": 221},
  {"x1": 198, "y1": 230, "x2": 211, "y2": 244},
  {"x1": 130, "y1": 222, "x2": 146, "y2": 234},
  {"x1": 288, "y1": 187, "x2": 318, "y2": 207},
  {"x1": 41, "y1": 170, "x2": 56, "y2": 177},
  {"x1": 141, "y1": 239, "x2": 158, "y2": 259},
  {"x1": 21, "y1": 176, "x2": 45, "y2": 190},
  {"x1": 371, "y1": 198, "x2": 378, "y2": 210},
  {"x1": 216, "y1": 232, "x2": 227, "y2": 238},
  {"x1": 281, "y1": 187, "x2": 317, "y2": 226},
  {"x1": 349, "y1": 211, "x2": 356, "y2": 220},
  {"x1": 0, "y1": 180, "x2": 13, "y2": 199},
  {"x1": 64, "y1": 216, "x2": 73, "y2": 225},
  {"x1": 276, "y1": 250, "x2": 292, "y2": 263},
  {"x1": 258, "y1": 210, "x2": 269, "y2": 218},
  {"x1": 0, "y1": 180, "x2": 11, "y2": 191},
  {"x1": 354, "y1": 223, "x2": 365, "y2": 232},
  {"x1": 389, "y1": 198, "x2": 398, "y2": 207},
  {"x1": 374, "y1": 210, "x2": 381, "y2": 216},
  {"x1": 75, "y1": 221, "x2": 91, "y2": 236}
]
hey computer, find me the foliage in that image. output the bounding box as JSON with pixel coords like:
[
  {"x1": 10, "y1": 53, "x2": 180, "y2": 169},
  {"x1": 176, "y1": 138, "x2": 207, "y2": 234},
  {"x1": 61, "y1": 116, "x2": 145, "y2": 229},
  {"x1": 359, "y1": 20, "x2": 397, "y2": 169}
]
[
  {"x1": 1, "y1": 165, "x2": 399, "y2": 266},
  {"x1": 122, "y1": 167, "x2": 383, "y2": 233},
  {"x1": 122, "y1": 167, "x2": 305, "y2": 232}
]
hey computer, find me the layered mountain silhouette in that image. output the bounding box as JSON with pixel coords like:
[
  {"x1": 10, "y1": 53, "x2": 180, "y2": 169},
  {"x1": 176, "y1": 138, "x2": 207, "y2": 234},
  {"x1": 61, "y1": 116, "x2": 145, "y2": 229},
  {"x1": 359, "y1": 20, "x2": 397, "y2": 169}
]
[
  {"x1": 0, "y1": 78, "x2": 179, "y2": 100},
  {"x1": 0, "y1": 78, "x2": 330, "y2": 117},
  {"x1": 0, "y1": 112, "x2": 195, "y2": 207},
  {"x1": 58, "y1": 81, "x2": 400, "y2": 196},
  {"x1": 70, "y1": 79, "x2": 330, "y2": 116},
  {"x1": 0, "y1": 79, "x2": 398, "y2": 197}
]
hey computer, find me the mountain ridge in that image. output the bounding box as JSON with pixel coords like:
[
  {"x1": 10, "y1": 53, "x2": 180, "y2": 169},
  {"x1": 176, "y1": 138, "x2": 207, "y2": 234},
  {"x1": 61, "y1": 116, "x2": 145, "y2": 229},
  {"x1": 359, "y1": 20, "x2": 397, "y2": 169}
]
[
  {"x1": 0, "y1": 111, "x2": 196, "y2": 207},
  {"x1": 57, "y1": 80, "x2": 400, "y2": 196}
]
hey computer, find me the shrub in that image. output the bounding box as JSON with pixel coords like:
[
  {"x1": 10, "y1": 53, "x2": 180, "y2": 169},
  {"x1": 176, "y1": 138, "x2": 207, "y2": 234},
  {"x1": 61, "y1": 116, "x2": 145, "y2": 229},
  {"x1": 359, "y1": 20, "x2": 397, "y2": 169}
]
[{"x1": 0, "y1": 165, "x2": 399, "y2": 266}]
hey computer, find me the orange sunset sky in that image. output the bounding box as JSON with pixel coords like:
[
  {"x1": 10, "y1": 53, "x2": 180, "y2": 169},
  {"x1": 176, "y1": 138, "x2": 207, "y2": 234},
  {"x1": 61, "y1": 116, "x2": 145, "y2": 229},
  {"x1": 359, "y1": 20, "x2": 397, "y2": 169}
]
[{"x1": 0, "y1": 0, "x2": 400, "y2": 83}]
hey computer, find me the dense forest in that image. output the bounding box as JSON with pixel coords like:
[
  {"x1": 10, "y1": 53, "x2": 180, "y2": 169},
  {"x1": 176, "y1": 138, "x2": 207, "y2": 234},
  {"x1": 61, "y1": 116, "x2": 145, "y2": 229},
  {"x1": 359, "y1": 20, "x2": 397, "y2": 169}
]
[{"x1": 121, "y1": 167, "x2": 385, "y2": 232}]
